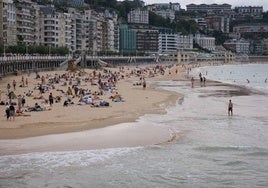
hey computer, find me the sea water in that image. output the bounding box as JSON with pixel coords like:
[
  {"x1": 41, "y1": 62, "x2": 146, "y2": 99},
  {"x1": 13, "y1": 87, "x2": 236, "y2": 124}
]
[{"x1": 0, "y1": 64, "x2": 268, "y2": 188}]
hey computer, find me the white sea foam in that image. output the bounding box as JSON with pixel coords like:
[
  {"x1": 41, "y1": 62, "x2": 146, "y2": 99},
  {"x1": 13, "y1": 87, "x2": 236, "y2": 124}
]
[{"x1": 0, "y1": 147, "x2": 141, "y2": 176}]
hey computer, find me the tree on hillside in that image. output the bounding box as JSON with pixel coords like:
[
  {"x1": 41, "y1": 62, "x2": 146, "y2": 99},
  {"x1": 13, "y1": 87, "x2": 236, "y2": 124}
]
[
  {"x1": 149, "y1": 11, "x2": 169, "y2": 28},
  {"x1": 212, "y1": 31, "x2": 230, "y2": 45},
  {"x1": 84, "y1": 0, "x2": 117, "y2": 9}
]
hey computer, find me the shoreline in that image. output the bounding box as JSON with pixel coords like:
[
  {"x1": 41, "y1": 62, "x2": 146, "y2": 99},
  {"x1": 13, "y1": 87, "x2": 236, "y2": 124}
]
[
  {"x1": 0, "y1": 64, "x2": 184, "y2": 155},
  {"x1": 0, "y1": 84, "x2": 180, "y2": 139}
]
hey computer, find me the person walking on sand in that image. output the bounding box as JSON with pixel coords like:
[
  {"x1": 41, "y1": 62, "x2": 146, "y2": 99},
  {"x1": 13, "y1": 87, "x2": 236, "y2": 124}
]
[
  {"x1": 13, "y1": 80, "x2": 16, "y2": 90},
  {"x1": 228, "y1": 99, "x2": 233, "y2": 116},
  {"x1": 7, "y1": 83, "x2": 11, "y2": 94},
  {"x1": 49, "y1": 92, "x2": 54, "y2": 106}
]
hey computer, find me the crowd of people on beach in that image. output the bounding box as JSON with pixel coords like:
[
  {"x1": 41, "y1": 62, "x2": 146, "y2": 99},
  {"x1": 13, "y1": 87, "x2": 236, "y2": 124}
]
[
  {"x1": 1, "y1": 64, "x2": 179, "y2": 121},
  {"x1": 1, "y1": 62, "x2": 248, "y2": 122}
]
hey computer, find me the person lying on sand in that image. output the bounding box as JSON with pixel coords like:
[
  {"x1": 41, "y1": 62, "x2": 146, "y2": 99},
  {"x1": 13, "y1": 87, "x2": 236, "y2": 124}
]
[
  {"x1": 25, "y1": 103, "x2": 44, "y2": 112},
  {"x1": 110, "y1": 92, "x2": 124, "y2": 102}
]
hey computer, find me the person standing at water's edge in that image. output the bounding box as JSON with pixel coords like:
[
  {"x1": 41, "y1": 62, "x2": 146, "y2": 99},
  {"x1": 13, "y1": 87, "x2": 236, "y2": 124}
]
[
  {"x1": 191, "y1": 77, "x2": 194, "y2": 88},
  {"x1": 228, "y1": 100, "x2": 233, "y2": 116}
]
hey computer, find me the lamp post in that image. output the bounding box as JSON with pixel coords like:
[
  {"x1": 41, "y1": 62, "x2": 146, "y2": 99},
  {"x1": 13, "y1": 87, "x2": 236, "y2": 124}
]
[
  {"x1": 49, "y1": 44, "x2": 51, "y2": 57},
  {"x1": 26, "y1": 42, "x2": 28, "y2": 56},
  {"x1": 3, "y1": 41, "x2": 6, "y2": 58},
  {"x1": 3, "y1": 37, "x2": 7, "y2": 59}
]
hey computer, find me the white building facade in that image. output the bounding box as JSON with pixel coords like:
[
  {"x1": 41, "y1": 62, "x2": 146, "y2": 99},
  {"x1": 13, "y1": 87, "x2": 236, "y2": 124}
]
[
  {"x1": 127, "y1": 9, "x2": 149, "y2": 24},
  {"x1": 195, "y1": 34, "x2": 216, "y2": 51},
  {"x1": 158, "y1": 33, "x2": 193, "y2": 53},
  {"x1": 224, "y1": 39, "x2": 250, "y2": 54}
]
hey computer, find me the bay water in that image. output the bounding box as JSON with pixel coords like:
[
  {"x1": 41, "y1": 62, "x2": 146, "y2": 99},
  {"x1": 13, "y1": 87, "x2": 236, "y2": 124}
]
[{"x1": 0, "y1": 64, "x2": 267, "y2": 188}]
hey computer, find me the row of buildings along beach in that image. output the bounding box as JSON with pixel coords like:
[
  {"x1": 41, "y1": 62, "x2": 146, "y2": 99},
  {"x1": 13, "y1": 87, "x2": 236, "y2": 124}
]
[{"x1": 0, "y1": 0, "x2": 268, "y2": 65}]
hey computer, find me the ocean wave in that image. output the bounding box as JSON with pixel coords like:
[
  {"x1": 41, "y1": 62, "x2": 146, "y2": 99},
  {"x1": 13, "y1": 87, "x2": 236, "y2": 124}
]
[
  {"x1": 0, "y1": 147, "x2": 141, "y2": 176},
  {"x1": 195, "y1": 145, "x2": 267, "y2": 154}
]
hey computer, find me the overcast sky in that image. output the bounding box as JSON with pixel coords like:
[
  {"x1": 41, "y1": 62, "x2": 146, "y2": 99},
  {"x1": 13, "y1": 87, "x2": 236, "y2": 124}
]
[{"x1": 141, "y1": 0, "x2": 268, "y2": 11}]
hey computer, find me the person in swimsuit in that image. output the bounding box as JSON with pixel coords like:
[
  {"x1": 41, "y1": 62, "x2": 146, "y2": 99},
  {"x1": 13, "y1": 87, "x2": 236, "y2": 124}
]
[{"x1": 228, "y1": 99, "x2": 233, "y2": 116}]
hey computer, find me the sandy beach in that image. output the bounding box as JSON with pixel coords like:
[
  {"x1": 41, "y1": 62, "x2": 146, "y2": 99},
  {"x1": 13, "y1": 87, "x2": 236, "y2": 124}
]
[{"x1": 0, "y1": 64, "x2": 185, "y2": 155}]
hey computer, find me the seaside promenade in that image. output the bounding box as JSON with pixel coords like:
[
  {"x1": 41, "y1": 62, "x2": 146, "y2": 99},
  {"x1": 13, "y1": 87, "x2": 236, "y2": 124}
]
[{"x1": 0, "y1": 55, "x2": 158, "y2": 77}]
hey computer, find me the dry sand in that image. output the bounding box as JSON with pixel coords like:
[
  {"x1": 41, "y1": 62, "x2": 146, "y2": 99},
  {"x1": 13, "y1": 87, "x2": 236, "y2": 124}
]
[{"x1": 0, "y1": 64, "x2": 185, "y2": 155}]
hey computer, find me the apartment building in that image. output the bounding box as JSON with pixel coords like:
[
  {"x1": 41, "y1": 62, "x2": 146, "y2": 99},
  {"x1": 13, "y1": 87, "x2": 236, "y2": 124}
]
[
  {"x1": 119, "y1": 24, "x2": 136, "y2": 52},
  {"x1": 224, "y1": 39, "x2": 250, "y2": 54},
  {"x1": 158, "y1": 33, "x2": 193, "y2": 53},
  {"x1": 59, "y1": 13, "x2": 72, "y2": 49},
  {"x1": 195, "y1": 18, "x2": 207, "y2": 31},
  {"x1": 236, "y1": 6, "x2": 263, "y2": 16},
  {"x1": 101, "y1": 10, "x2": 119, "y2": 53},
  {"x1": 0, "y1": 0, "x2": 7, "y2": 45},
  {"x1": 34, "y1": 4, "x2": 43, "y2": 45},
  {"x1": 233, "y1": 24, "x2": 268, "y2": 34},
  {"x1": 147, "y1": 3, "x2": 176, "y2": 21},
  {"x1": 147, "y1": 3, "x2": 181, "y2": 12},
  {"x1": 94, "y1": 13, "x2": 104, "y2": 52},
  {"x1": 15, "y1": 0, "x2": 37, "y2": 45},
  {"x1": 0, "y1": 0, "x2": 17, "y2": 46},
  {"x1": 68, "y1": 8, "x2": 80, "y2": 52},
  {"x1": 206, "y1": 16, "x2": 230, "y2": 33},
  {"x1": 106, "y1": 19, "x2": 116, "y2": 52},
  {"x1": 178, "y1": 35, "x2": 193, "y2": 50},
  {"x1": 128, "y1": 9, "x2": 149, "y2": 24},
  {"x1": 135, "y1": 29, "x2": 159, "y2": 53},
  {"x1": 54, "y1": 0, "x2": 84, "y2": 8},
  {"x1": 158, "y1": 33, "x2": 178, "y2": 53},
  {"x1": 186, "y1": 4, "x2": 232, "y2": 13},
  {"x1": 195, "y1": 33, "x2": 215, "y2": 51},
  {"x1": 40, "y1": 6, "x2": 72, "y2": 50},
  {"x1": 66, "y1": 9, "x2": 118, "y2": 54}
]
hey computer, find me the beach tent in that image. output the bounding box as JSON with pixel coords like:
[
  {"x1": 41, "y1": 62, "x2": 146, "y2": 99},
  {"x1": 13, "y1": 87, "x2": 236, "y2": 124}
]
[{"x1": 9, "y1": 91, "x2": 17, "y2": 99}]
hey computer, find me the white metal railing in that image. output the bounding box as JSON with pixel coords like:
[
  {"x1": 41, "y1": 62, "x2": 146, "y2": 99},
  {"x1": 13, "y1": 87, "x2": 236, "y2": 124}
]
[
  {"x1": 0, "y1": 55, "x2": 69, "y2": 62},
  {"x1": 0, "y1": 55, "x2": 156, "y2": 62},
  {"x1": 86, "y1": 56, "x2": 155, "y2": 60}
]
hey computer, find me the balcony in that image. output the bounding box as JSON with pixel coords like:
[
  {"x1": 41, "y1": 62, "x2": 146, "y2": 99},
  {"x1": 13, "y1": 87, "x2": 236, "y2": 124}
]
[{"x1": 44, "y1": 27, "x2": 56, "y2": 31}]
